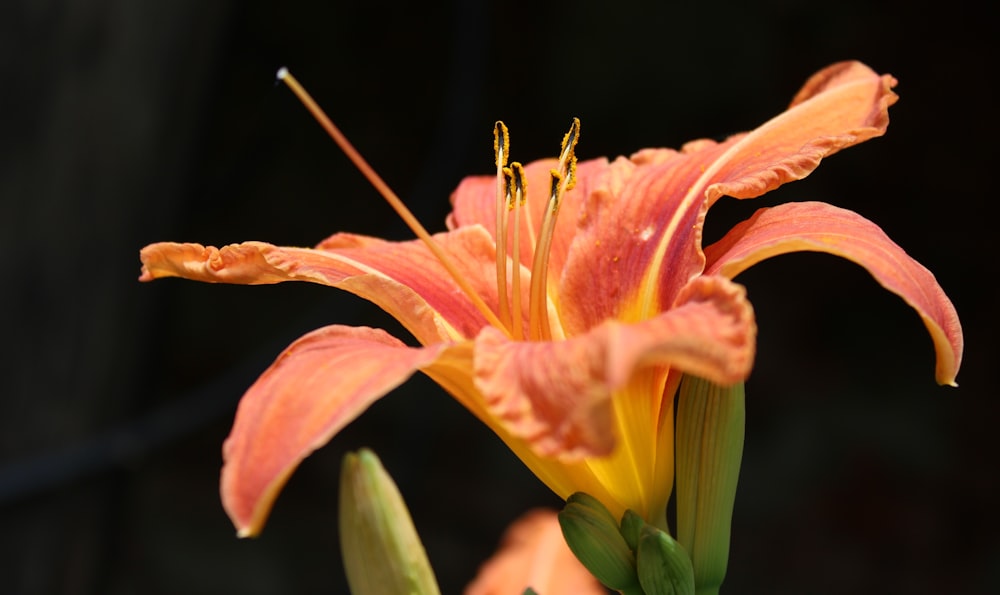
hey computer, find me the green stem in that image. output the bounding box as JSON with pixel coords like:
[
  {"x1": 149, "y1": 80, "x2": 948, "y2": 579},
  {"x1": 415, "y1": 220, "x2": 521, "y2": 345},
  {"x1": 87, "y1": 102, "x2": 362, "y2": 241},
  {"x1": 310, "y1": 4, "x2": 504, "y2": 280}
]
[{"x1": 674, "y1": 376, "x2": 745, "y2": 594}]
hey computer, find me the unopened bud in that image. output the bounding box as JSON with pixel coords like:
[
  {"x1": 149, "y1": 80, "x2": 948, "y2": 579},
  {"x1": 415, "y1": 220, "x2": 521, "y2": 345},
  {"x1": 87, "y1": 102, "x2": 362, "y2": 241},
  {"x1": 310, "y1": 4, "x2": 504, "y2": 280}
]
[
  {"x1": 558, "y1": 492, "x2": 639, "y2": 591},
  {"x1": 636, "y1": 524, "x2": 695, "y2": 595},
  {"x1": 339, "y1": 448, "x2": 440, "y2": 595}
]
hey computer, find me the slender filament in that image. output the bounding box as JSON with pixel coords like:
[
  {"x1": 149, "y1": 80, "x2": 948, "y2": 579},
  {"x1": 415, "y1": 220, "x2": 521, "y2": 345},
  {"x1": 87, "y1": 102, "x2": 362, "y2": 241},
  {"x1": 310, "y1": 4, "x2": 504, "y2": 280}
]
[
  {"x1": 494, "y1": 121, "x2": 512, "y2": 331},
  {"x1": 528, "y1": 118, "x2": 580, "y2": 341},
  {"x1": 508, "y1": 162, "x2": 526, "y2": 340}
]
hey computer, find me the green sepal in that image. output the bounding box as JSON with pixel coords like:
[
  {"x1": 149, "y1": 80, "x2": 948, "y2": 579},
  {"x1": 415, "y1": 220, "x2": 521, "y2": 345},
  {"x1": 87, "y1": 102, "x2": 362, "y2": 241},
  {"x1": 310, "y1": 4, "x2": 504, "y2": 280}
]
[
  {"x1": 558, "y1": 492, "x2": 640, "y2": 591},
  {"x1": 675, "y1": 376, "x2": 745, "y2": 595},
  {"x1": 636, "y1": 524, "x2": 696, "y2": 595}
]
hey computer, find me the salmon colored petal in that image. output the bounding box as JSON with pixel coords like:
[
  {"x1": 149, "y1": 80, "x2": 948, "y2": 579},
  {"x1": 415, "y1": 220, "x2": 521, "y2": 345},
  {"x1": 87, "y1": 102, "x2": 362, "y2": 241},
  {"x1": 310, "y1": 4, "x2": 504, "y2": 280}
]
[
  {"x1": 140, "y1": 226, "x2": 502, "y2": 344},
  {"x1": 703, "y1": 201, "x2": 963, "y2": 385},
  {"x1": 464, "y1": 509, "x2": 605, "y2": 595},
  {"x1": 558, "y1": 62, "x2": 896, "y2": 334},
  {"x1": 313, "y1": 228, "x2": 504, "y2": 340},
  {"x1": 474, "y1": 275, "x2": 755, "y2": 460},
  {"x1": 559, "y1": 153, "x2": 708, "y2": 334},
  {"x1": 703, "y1": 61, "x2": 897, "y2": 205},
  {"x1": 220, "y1": 324, "x2": 447, "y2": 536}
]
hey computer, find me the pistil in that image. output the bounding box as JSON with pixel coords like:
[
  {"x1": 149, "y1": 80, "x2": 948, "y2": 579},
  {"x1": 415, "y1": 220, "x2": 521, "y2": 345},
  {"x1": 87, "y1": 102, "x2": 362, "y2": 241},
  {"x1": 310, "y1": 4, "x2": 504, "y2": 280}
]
[{"x1": 277, "y1": 68, "x2": 506, "y2": 333}]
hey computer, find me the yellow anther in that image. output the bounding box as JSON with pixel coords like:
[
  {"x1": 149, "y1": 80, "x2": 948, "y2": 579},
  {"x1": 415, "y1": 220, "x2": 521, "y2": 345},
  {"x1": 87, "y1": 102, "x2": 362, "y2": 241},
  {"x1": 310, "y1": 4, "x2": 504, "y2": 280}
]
[
  {"x1": 548, "y1": 170, "x2": 563, "y2": 205},
  {"x1": 559, "y1": 118, "x2": 580, "y2": 159},
  {"x1": 557, "y1": 118, "x2": 580, "y2": 192},
  {"x1": 565, "y1": 155, "x2": 578, "y2": 191},
  {"x1": 502, "y1": 167, "x2": 515, "y2": 209},
  {"x1": 494, "y1": 121, "x2": 510, "y2": 168},
  {"x1": 509, "y1": 162, "x2": 527, "y2": 206}
]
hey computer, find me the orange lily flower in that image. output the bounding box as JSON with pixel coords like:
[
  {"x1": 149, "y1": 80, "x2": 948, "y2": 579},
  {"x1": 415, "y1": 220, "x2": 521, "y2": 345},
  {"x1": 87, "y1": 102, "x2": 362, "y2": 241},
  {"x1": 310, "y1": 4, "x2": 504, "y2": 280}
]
[{"x1": 139, "y1": 61, "x2": 962, "y2": 537}]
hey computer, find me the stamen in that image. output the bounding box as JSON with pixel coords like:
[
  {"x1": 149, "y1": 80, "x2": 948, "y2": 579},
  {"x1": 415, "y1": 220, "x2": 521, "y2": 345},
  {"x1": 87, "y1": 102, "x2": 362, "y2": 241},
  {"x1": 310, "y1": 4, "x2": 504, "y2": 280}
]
[
  {"x1": 277, "y1": 68, "x2": 506, "y2": 332},
  {"x1": 508, "y1": 162, "x2": 526, "y2": 340},
  {"x1": 528, "y1": 118, "x2": 580, "y2": 341},
  {"x1": 494, "y1": 122, "x2": 512, "y2": 331}
]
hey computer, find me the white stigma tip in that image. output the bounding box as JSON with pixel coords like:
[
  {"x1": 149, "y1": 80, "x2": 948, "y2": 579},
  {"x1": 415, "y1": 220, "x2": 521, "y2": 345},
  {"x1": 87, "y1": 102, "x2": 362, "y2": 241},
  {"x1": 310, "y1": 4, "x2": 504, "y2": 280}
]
[{"x1": 276, "y1": 66, "x2": 289, "y2": 81}]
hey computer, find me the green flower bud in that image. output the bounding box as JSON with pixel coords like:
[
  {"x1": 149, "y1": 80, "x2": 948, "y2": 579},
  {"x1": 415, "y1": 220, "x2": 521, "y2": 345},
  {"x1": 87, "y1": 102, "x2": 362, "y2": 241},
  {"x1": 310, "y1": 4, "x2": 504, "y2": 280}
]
[
  {"x1": 636, "y1": 525, "x2": 695, "y2": 595},
  {"x1": 558, "y1": 492, "x2": 639, "y2": 591},
  {"x1": 339, "y1": 448, "x2": 440, "y2": 595}
]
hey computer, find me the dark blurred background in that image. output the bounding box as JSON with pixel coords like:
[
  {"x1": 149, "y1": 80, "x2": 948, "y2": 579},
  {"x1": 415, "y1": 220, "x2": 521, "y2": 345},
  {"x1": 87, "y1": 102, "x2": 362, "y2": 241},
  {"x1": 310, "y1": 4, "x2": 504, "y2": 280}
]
[{"x1": 2, "y1": 1, "x2": 994, "y2": 593}]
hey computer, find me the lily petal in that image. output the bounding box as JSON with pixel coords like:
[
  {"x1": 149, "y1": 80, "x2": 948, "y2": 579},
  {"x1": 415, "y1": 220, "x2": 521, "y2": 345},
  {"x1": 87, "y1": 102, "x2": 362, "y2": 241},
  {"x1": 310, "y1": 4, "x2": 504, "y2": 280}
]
[
  {"x1": 140, "y1": 226, "x2": 503, "y2": 344},
  {"x1": 473, "y1": 275, "x2": 756, "y2": 460},
  {"x1": 558, "y1": 62, "x2": 897, "y2": 333},
  {"x1": 560, "y1": 153, "x2": 708, "y2": 333},
  {"x1": 703, "y1": 201, "x2": 963, "y2": 385},
  {"x1": 703, "y1": 60, "x2": 898, "y2": 205},
  {"x1": 219, "y1": 324, "x2": 446, "y2": 536}
]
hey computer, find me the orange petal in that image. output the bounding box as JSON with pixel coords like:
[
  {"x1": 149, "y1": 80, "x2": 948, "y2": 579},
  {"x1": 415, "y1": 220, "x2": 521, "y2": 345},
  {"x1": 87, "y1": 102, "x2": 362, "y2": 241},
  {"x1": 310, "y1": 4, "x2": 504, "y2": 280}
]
[
  {"x1": 703, "y1": 201, "x2": 963, "y2": 385},
  {"x1": 140, "y1": 226, "x2": 503, "y2": 344},
  {"x1": 559, "y1": 153, "x2": 708, "y2": 333},
  {"x1": 703, "y1": 61, "x2": 897, "y2": 205},
  {"x1": 464, "y1": 509, "x2": 606, "y2": 595},
  {"x1": 473, "y1": 275, "x2": 756, "y2": 460},
  {"x1": 220, "y1": 324, "x2": 447, "y2": 536},
  {"x1": 559, "y1": 62, "x2": 896, "y2": 332}
]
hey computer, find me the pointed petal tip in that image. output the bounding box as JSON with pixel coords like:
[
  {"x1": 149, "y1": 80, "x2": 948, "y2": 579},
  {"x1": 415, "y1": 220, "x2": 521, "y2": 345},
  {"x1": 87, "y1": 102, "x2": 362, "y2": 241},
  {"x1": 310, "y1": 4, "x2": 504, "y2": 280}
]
[
  {"x1": 939, "y1": 372, "x2": 959, "y2": 388},
  {"x1": 704, "y1": 202, "x2": 963, "y2": 390},
  {"x1": 218, "y1": 325, "x2": 445, "y2": 541}
]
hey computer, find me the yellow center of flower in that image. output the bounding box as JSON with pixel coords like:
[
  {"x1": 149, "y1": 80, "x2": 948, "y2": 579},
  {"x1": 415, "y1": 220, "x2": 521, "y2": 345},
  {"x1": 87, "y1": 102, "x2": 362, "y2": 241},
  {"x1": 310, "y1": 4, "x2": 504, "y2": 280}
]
[{"x1": 278, "y1": 67, "x2": 580, "y2": 342}]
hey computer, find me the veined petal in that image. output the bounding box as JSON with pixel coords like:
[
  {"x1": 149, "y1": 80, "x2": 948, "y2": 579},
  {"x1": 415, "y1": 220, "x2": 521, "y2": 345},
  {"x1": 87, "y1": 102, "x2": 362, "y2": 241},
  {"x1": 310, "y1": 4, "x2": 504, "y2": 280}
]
[
  {"x1": 448, "y1": 276, "x2": 753, "y2": 522},
  {"x1": 703, "y1": 201, "x2": 963, "y2": 385},
  {"x1": 560, "y1": 153, "x2": 709, "y2": 333},
  {"x1": 139, "y1": 226, "x2": 503, "y2": 344},
  {"x1": 220, "y1": 324, "x2": 448, "y2": 536},
  {"x1": 473, "y1": 325, "x2": 618, "y2": 460},
  {"x1": 559, "y1": 62, "x2": 896, "y2": 333},
  {"x1": 702, "y1": 61, "x2": 898, "y2": 205},
  {"x1": 473, "y1": 275, "x2": 756, "y2": 460}
]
